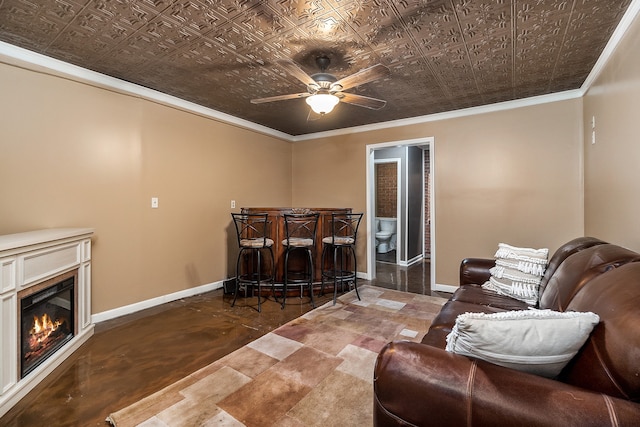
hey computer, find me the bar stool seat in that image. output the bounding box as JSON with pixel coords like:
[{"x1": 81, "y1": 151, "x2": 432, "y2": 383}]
[
  {"x1": 241, "y1": 237, "x2": 275, "y2": 248},
  {"x1": 322, "y1": 236, "x2": 354, "y2": 245},
  {"x1": 286, "y1": 237, "x2": 314, "y2": 247}
]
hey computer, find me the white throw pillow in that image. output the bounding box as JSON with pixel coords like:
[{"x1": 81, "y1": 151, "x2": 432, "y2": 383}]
[
  {"x1": 484, "y1": 276, "x2": 538, "y2": 306},
  {"x1": 445, "y1": 309, "x2": 600, "y2": 378},
  {"x1": 494, "y1": 243, "x2": 549, "y2": 265},
  {"x1": 489, "y1": 265, "x2": 542, "y2": 284},
  {"x1": 495, "y1": 258, "x2": 546, "y2": 276},
  {"x1": 482, "y1": 243, "x2": 549, "y2": 305}
]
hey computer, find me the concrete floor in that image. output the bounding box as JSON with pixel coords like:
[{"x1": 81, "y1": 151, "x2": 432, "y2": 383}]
[{"x1": 1, "y1": 261, "x2": 436, "y2": 426}]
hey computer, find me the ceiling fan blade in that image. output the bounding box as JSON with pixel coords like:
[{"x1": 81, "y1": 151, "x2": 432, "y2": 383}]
[
  {"x1": 339, "y1": 92, "x2": 387, "y2": 110},
  {"x1": 277, "y1": 59, "x2": 318, "y2": 87},
  {"x1": 331, "y1": 64, "x2": 389, "y2": 91},
  {"x1": 251, "y1": 92, "x2": 310, "y2": 104}
]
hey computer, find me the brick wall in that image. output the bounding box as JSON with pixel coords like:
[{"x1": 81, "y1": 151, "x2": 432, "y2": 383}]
[{"x1": 376, "y1": 162, "x2": 397, "y2": 218}]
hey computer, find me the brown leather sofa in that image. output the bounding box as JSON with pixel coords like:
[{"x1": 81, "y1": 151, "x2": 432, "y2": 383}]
[{"x1": 373, "y1": 237, "x2": 640, "y2": 426}]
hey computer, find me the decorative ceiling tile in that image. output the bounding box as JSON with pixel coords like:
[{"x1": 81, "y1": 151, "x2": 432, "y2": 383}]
[
  {"x1": 264, "y1": 0, "x2": 331, "y2": 27},
  {"x1": 0, "y1": 0, "x2": 634, "y2": 135},
  {"x1": 0, "y1": 0, "x2": 81, "y2": 51},
  {"x1": 87, "y1": 0, "x2": 152, "y2": 31}
]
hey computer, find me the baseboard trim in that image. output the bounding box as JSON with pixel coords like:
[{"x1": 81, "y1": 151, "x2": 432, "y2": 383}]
[
  {"x1": 92, "y1": 280, "x2": 224, "y2": 323},
  {"x1": 399, "y1": 254, "x2": 424, "y2": 267},
  {"x1": 433, "y1": 283, "x2": 458, "y2": 293}
]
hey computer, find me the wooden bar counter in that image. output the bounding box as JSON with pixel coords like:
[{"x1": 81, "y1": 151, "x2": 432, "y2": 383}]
[{"x1": 241, "y1": 207, "x2": 352, "y2": 285}]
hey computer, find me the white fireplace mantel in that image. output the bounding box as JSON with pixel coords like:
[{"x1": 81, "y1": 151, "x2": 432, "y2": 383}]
[{"x1": 0, "y1": 228, "x2": 94, "y2": 418}]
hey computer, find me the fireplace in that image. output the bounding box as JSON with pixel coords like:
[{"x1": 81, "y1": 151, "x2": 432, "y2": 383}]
[
  {"x1": 19, "y1": 270, "x2": 76, "y2": 378},
  {"x1": 1, "y1": 228, "x2": 94, "y2": 418}
]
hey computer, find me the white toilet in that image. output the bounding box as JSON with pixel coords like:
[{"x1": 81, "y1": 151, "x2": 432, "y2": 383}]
[{"x1": 375, "y1": 217, "x2": 397, "y2": 253}]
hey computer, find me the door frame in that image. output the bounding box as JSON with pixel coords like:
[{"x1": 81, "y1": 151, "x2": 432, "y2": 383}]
[{"x1": 365, "y1": 137, "x2": 435, "y2": 286}]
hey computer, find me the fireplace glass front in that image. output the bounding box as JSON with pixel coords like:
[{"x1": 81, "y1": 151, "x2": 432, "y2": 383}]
[{"x1": 20, "y1": 274, "x2": 75, "y2": 378}]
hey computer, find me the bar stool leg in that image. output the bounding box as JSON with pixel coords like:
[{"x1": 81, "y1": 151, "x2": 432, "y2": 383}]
[
  {"x1": 281, "y1": 249, "x2": 290, "y2": 309},
  {"x1": 256, "y1": 250, "x2": 262, "y2": 312},
  {"x1": 320, "y1": 245, "x2": 328, "y2": 297},
  {"x1": 232, "y1": 250, "x2": 243, "y2": 308},
  {"x1": 333, "y1": 246, "x2": 339, "y2": 305},
  {"x1": 307, "y1": 249, "x2": 315, "y2": 309},
  {"x1": 268, "y1": 247, "x2": 277, "y2": 303},
  {"x1": 351, "y1": 245, "x2": 360, "y2": 301}
]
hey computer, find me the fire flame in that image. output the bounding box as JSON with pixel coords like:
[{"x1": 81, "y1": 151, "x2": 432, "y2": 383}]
[{"x1": 29, "y1": 313, "x2": 63, "y2": 349}]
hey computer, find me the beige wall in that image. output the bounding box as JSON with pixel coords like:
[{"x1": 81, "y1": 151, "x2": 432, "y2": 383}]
[
  {"x1": 0, "y1": 62, "x2": 292, "y2": 313},
  {"x1": 584, "y1": 12, "x2": 640, "y2": 251},
  {"x1": 8, "y1": 25, "x2": 628, "y2": 311},
  {"x1": 293, "y1": 99, "x2": 584, "y2": 286}
]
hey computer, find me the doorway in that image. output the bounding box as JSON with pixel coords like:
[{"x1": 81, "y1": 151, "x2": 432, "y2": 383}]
[
  {"x1": 366, "y1": 138, "x2": 434, "y2": 289},
  {"x1": 374, "y1": 158, "x2": 401, "y2": 264}
]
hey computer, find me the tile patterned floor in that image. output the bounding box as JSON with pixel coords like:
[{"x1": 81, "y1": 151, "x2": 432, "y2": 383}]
[
  {"x1": 106, "y1": 286, "x2": 447, "y2": 427},
  {"x1": 2, "y1": 261, "x2": 437, "y2": 426}
]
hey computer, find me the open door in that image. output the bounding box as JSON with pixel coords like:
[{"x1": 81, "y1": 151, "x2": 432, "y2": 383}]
[{"x1": 366, "y1": 137, "x2": 434, "y2": 287}]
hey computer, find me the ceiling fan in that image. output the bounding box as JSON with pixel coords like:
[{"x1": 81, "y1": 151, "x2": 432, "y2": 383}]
[{"x1": 251, "y1": 56, "x2": 390, "y2": 115}]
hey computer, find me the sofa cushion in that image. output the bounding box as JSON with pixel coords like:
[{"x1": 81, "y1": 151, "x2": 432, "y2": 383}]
[
  {"x1": 450, "y1": 283, "x2": 531, "y2": 311},
  {"x1": 422, "y1": 299, "x2": 509, "y2": 347},
  {"x1": 445, "y1": 309, "x2": 600, "y2": 378},
  {"x1": 537, "y1": 236, "x2": 607, "y2": 296},
  {"x1": 539, "y1": 244, "x2": 640, "y2": 310},
  {"x1": 561, "y1": 262, "x2": 640, "y2": 400},
  {"x1": 482, "y1": 243, "x2": 548, "y2": 305}
]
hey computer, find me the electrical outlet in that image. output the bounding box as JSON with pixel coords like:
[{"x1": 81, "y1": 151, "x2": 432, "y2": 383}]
[
  {"x1": 231, "y1": 200, "x2": 236, "y2": 209},
  {"x1": 151, "y1": 197, "x2": 159, "y2": 208}
]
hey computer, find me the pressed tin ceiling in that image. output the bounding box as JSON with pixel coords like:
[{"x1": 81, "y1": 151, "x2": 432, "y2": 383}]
[{"x1": 0, "y1": 0, "x2": 634, "y2": 136}]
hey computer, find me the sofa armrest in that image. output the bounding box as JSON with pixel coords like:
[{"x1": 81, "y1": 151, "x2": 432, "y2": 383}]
[
  {"x1": 460, "y1": 258, "x2": 495, "y2": 285},
  {"x1": 373, "y1": 341, "x2": 640, "y2": 427}
]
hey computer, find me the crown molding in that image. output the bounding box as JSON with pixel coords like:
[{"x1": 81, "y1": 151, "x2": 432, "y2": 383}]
[
  {"x1": 1, "y1": 0, "x2": 638, "y2": 144},
  {"x1": 0, "y1": 41, "x2": 291, "y2": 141},
  {"x1": 290, "y1": 89, "x2": 584, "y2": 142},
  {"x1": 294, "y1": 0, "x2": 640, "y2": 142},
  {"x1": 581, "y1": 0, "x2": 640, "y2": 90}
]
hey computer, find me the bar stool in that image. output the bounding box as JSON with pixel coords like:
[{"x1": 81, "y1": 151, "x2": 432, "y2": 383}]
[
  {"x1": 321, "y1": 212, "x2": 363, "y2": 305},
  {"x1": 231, "y1": 213, "x2": 275, "y2": 312},
  {"x1": 281, "y1": 212, "x2": 319, "y2": 309}
]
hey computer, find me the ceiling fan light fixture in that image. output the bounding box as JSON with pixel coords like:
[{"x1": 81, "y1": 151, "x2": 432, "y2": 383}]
[{"x1": 306, "y1": 93, "x2": 339, "y2": 115}]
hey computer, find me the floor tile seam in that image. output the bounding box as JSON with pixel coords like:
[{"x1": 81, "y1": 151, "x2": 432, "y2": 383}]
[
  {"x1": 302, "y1": 334, "x2": 378, "y2": 359},
  {"x1": 156, "y1": 405, "x2": 238, "y2": 427},
  {"x1": 311, "y1": 322, "x2": 406, "y2": 351},
  {"x1": 280, "y1": 366, "x2": 366, "y2": 423},
  {"x1": 276, "y1": 352, "x2": 347, "y2": 392},
  {"x1": 272, "y1": 318, "x2": 384, "y2": 359},
  {"x1": 291, "y1": 315, "x2": 378, "y2": 343},
  {"x1": 256, "y1": 323, "x2": 371, "y2": 375},
  {"x1": 274, "y1": 337, "x2": 349, "y2": 367},
  {"x1": 283, "y1": 368, "x2": 373, "y2": 425},
  {"x1": 246, "y1": 332, "x2": 304, "y2": 361},
  {"x1": 337, "y1": 342, "x2": 381, "y2": 362},
  {"x1": 217, "y1": 367, "x2": 315, "y2": 425},
  {"x1": 203, "y1": 292, "x2": 407, "y2": 381}
]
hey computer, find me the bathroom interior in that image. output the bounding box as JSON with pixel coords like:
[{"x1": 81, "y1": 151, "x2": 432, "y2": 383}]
[{"x1": 373, "y1": 145, "x2": 431, "y2": 267}]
